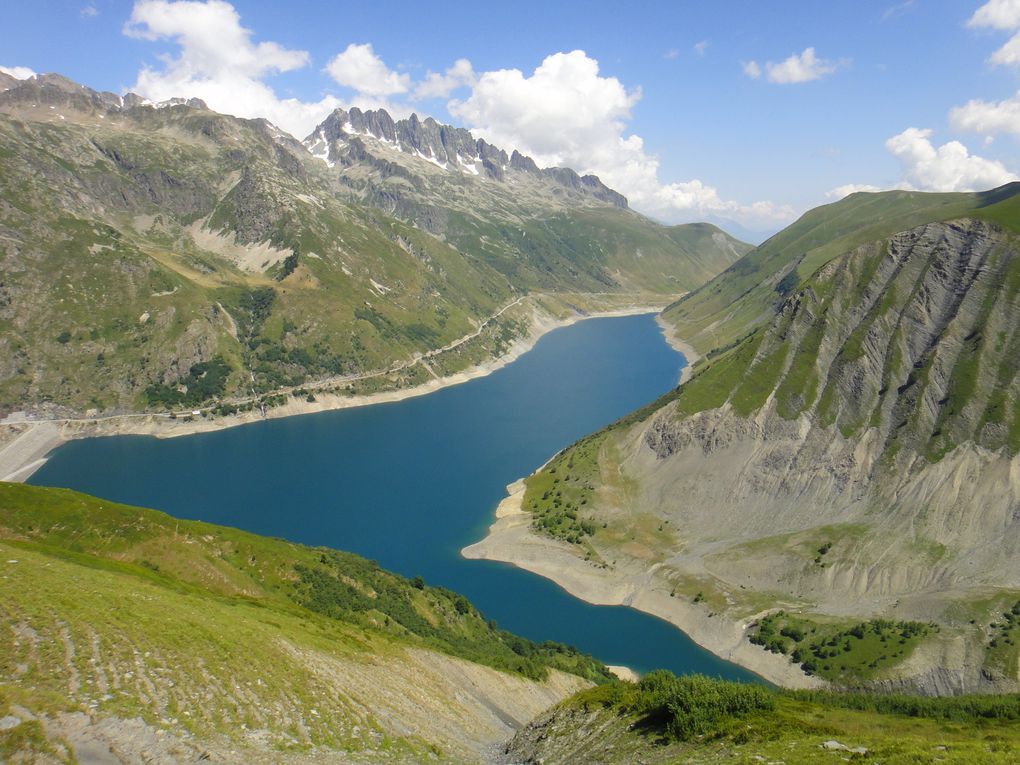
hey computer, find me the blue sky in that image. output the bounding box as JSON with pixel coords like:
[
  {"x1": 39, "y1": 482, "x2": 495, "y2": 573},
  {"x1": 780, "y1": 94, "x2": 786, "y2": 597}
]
[{"x1": 3, "y1": 1, "x2": 1019, "y2": 237}]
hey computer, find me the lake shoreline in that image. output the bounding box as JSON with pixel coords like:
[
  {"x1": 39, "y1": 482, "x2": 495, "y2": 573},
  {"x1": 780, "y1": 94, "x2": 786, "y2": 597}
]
[
  {"x1": 1, "y1": 300, "x2": 670, "y2": 483},
  {"x1": 654, "y1": 315, "x2": 701, "y2": 384},
  {"x1": 461, "y1": 468, "x2": 824, "y2": 690}
]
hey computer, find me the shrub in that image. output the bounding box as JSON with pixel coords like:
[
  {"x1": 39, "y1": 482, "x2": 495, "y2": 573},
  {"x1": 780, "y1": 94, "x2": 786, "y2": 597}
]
[{"x1": 632, "y1": 672, "x2": 774, "y2": 741}]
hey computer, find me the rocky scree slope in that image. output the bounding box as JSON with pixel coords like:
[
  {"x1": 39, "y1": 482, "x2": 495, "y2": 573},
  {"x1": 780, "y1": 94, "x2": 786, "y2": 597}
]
[
  {"x1": 515, "y1": 190, "x2": 1020, "y2": 694},
  {"x1": 0, "y1": 73, "x2": 746, "y2": 417},
  {"x1": 662, "y1": 184, "x2": 1020, "y2": 354}
]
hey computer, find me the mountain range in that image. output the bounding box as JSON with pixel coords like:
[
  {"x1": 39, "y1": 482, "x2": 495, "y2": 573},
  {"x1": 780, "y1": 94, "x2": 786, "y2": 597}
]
[{"x1": 0, "y1": 73, "x2": 745, "y2": 419}]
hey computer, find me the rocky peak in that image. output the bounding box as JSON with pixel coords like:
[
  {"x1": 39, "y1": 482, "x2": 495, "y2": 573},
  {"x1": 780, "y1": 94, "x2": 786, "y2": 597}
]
[
  {"x1": 305, "y1": 107, "x2": 627, "y2": 208},
  {"x1": 0, "y1": 71, "x2": 21, "y2": 92},
  {"x1": 0, "y1": 72, "x2": 123, "y2": 113},
  {"x1": 0, "y1": 73, "x2": 211, "y2": 118}
]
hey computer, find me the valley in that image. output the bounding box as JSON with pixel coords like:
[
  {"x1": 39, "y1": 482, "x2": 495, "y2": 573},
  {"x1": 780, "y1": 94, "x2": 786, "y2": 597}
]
[
  {"x1": 2, "y1": 5, "x2": 1020, "y2": 756},
  {"x1": 0, "y1": 74, "x2": 744, "y2": 426}
]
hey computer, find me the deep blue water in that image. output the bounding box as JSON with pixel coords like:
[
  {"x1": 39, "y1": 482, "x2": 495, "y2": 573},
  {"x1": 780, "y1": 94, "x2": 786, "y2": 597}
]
[{"x1": 30, "y1": 314, "x2": 758, "y2": 681}]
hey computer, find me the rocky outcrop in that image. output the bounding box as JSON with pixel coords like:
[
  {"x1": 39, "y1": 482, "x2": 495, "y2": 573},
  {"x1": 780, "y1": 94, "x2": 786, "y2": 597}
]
[
  {"x1": 625, "y1": 220, "x2": 1020, "y2": 598},
  {"x1": 306, "y1": 106, "x2": 628, "y2": 207}
]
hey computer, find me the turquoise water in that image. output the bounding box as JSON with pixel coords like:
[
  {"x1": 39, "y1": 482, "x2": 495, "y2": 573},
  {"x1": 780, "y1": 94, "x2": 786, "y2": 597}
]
[{"x1": 31, "y1": 314, "x2": 758, "y2": 681}]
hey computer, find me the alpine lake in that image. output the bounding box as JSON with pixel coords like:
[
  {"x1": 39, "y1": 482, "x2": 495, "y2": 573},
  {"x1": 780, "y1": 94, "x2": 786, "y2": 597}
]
[{"x1": 31, "y1": 313, "x2": 759, "y2": 682}]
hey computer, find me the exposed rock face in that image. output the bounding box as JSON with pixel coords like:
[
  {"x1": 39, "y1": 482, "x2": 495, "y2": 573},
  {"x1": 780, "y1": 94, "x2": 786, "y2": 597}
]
[
  {"x1": 306, "y1": 106, "x2": 628, "y2": 207},
  {"x1": 568, "y1": 217, "x2": 1020, "y2": 694}
]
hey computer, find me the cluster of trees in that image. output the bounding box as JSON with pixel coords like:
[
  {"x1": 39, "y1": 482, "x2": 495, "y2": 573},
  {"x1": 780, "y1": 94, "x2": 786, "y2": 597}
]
[
  {"x1": 145, "y1": 356, "x2": 231, "y2": 407},
  {"x1": 751, "y1": 612, "x2": 935, "y2": 679},
  {"x1": 788, "y1": 687, "x2": 1020, "y2": 721},
  {"x1": 987, "y1": 600, "x2": 1020, "y2": 649}
]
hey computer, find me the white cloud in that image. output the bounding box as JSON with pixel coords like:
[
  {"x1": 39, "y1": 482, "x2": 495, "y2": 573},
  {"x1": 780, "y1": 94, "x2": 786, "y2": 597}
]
[
  {"x1": 449, "y1": 51, "x2": 639, "y2": 167},
  {"x1": 885, "y1": 127, "x2": 1015, "y2": 191},
  {"x1": 989, "y1": 32, "x2": 1020, "y2": 66},
  {"x1": 124, "y1": 0, "x2": 340, "y2": 138},
  {"x1": 826, "y1": 183, "x2": 885, "y2": 200},
  {"x1": 126, "y1": 1, "x2": 308, "y2": 74},
  {"x1": 81, "y1": 4, "x2": 99, "y2": 17},
  {"x1": 950, "y1": 90, "x2": 1020, "y2": 137},
  {"x1": 744, "y1": 48, "x2": 842, "y2": 84},
  {"x1": 969, "y1": 0, "x2": 1020, "y2": 66},
  {"x1": 969, "y1": 0, "x2": 1020, "y2": 30},
  {"x1": 450, "y1": 50, "x2": 793, "y2": 228},
  {"x1": 663, "y1": 48, "x2": 679, "y2": 60},
  {"x1": 413, "y1": 58, "x2": 475, "y2": 99},
  {"x1": 326, "y1": 43, "x2": 411, "y2": 97},
  {"x1": 693, "y1": 41, "x2": 710, "y2": 57},
  {"x1": 764, "y1": 47, "x2": 840, "y2": 84},
  {"x1": 0, "y1": 65, "x2": 36, "y2": 80}
]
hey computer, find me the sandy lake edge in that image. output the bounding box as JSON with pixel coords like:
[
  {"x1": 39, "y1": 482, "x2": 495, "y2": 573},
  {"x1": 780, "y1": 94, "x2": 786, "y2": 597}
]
[{"x1": 461, "y1": 426, "x2": 824, "y2": 688}]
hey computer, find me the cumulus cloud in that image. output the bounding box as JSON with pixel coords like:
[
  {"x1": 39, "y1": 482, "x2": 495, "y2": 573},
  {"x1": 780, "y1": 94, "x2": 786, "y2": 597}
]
[
  {"x1": 693, "y1": 41, "x2": 710, "y2": 57},
  {"x1": 969, "y1": 0, "x2": 1020, "y2": 29},
  {"x1": 450, "y1": 50, "x2": 793, "y2": 228},
  {"x1": 450, "y1": 51, "x2": 639, "y2": 167},
  {"x1": 951, "y1": 90, "x2": 1020, "y2": 137},
  {"x1": 326, "y1": 43, "x2": 411, "y2": 97},
  {"x1": 413, "y1": 58, "x2": 475, "y2": 99},
  {"x1": 124, "y1": 0, "x2": 340, "y2": 138},
  {"x1": 969, "y1": 0, "x2": 1020, "y2": 66},
  {"x1": 826, "y1": 183, "x2": 885, "y2": 200},
  {"x1": 81, "y1": 4, "x2": 99, "y2": 17},
  {"x1": 885, "y1": 127, "x2": 1015, "y2": 191},
  {"x1": 742, "y1": 60, "x2": 761, "y2": 79},
  {"x1": 0, "y1": 65, "x2": 37, "y2": 80},
  {"x1": 120, "y1": 5, "x2": 793, "y2": 228},
  {"x1": 757, "y1": 47, "x2": 842, "y2": 84}
]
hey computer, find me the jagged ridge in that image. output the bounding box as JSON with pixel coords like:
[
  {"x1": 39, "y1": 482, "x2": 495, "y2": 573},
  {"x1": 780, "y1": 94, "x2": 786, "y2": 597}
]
[{"x1": 305, "y1": 106, "x2": 628, "y2": 207}]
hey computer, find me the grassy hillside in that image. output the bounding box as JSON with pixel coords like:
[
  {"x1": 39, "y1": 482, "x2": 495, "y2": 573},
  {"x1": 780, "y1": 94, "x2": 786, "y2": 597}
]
[
  {"x1": 662, "y1": 183, "x2": 1020, "y2": 356},
  {"x1": 506, "y1": 672, "x2": 1020, "y2": 764},
  {"x1": 0, "y1": 74, "x2": 745, "y2": 418},
  {"x1": 0, "y1": 482, "x2": 611, "y2": 762}
]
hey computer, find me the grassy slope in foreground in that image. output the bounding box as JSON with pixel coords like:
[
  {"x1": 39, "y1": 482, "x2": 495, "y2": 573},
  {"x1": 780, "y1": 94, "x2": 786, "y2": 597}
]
[
  {"x1": 0, "y1": 482, "x2": 611, "y2": 762},
  {"x1": 663, "y1": 183, "x2": 1020, "y2": 356},
  {"x1": 506, "y1": 672, "x2": 1020, "y2": 765}
]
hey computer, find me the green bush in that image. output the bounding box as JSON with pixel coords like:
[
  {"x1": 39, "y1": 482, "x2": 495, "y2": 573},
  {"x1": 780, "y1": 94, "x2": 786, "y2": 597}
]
[{"x1": 630, "y1": 672, "x2": 774, "y2": 741}]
